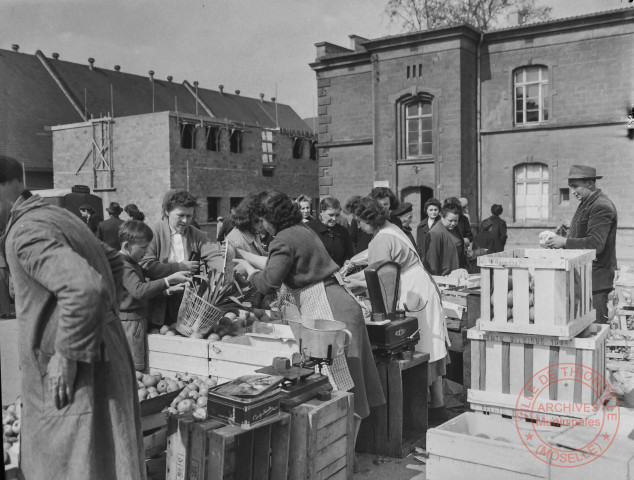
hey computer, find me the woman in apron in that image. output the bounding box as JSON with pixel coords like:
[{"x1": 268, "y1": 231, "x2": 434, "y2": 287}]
[
  {"x1": 345, "y1": 197, "x2": 451, "y2": 425},
  {"x1": 233, "y1": 191, "x2": 385, "y2": 448}
]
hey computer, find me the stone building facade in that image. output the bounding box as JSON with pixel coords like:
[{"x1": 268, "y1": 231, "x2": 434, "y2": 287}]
[{"x1": 311, "y1": 8, "x2": 634, "y2": 263}]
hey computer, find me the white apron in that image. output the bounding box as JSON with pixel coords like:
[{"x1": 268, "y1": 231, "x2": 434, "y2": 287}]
[
  {"x1": 289, "y1": 280, "x2": 354, "y2": 392},
  {"x1": 376, "y1": 227, "x2": 449, "y2": 362}
]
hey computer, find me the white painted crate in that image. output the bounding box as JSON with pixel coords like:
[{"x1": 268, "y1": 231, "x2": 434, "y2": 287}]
[
  {"x1": 469, "y1": 324, "x2": 608, "y2": 421},
  {"x1": 147, "y1": 334, "x2": 211, "y2": 377},
  {"x1": 478, "y1": 249, "x2": 595, "y2": 338}
]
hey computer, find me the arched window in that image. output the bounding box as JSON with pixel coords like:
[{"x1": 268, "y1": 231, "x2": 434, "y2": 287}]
[
  {"x1": 514, "y1": 163, "x2": 549, "y2": 221},
  {"x1": 514, "y1": 66, "x2": 549, "y2": 125},
  {"x1": 405, "y1": 97, "x2": 433, "y2": 158}
]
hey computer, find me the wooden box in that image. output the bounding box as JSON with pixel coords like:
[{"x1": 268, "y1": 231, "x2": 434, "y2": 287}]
[
  {"x1": 148, "y1": 334, "x2": 211, "y2": 377},
  {"x1": 142, "y1": 410, "x2": 169, "y2": 459},
  {"x1": 167, "y1": 412, "x2": 290, "y2": 480},
  {"x1": 356, "y1": 352, "x2": 429, "y2": 458},
  {"x1": 478, "y1": 249, "x2": 596, "y2": 338},
  {"x1": 288, "y1": 391, "x2": 354, "y2": 480},
  {"x1": 209, "y1": 334, "x2": 298, "y2": 383},
  {"x1": 606, "y1": 328, "x2": 634, "y2": 372},
  {"x1": 468, "y1": 324, "x2": 608, "y2": 422},
  {"x1": 426, "y1": 412, "x2": 557, "y2": 480}
]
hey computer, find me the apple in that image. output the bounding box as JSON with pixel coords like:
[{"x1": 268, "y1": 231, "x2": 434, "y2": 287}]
[
  {"x1": 167, "y1": 406, "x2": 178, "y2": 415},
  {"x1": 190, "y1": 332, "x2": 204, "y2": 339},
  {"x1": 192, "y1": 407, "x2": 207, "y2": 421},
  {"x1": 166, "y1": 381, "x2": 180, "y2": 393},
  {"x1": 221, "y1": 335, "x2": 233, "y2": 341},
  {"x1": 196, "y1": 396, "x2": 208, "y2": 408},
  {"x1": 147, "y1": 386, "x2": 158, "y2": 394},
  {"x1": 207, "y1": 333, "x2": 221, "y2": 341},
  {"x1": 147, "y1": 391, "x2": 159, "y2": 399},
  {"x1": 188, "y1": 390, "x2": 200, "y2": 400},
  {"x1": 156, "y1": 380, "x2": 168, "y2": 394},
  {"x1": 138, "y1": 388, "x2": 148, "y2": 401},
  {"x1": 225, "y1": 312, "x2": 237, "y2": 321},
  {"x1": 177, "y1": 399, "x2": 196, "y2": 414},
  {"x1": 160, "y1": 325, "x2": 170, "y2": 335},
  {"x1": 164, "y1": 330, "x2": 177, "y2": 336},
  {"x1": 204, "y1": 378, "x2": 218, "y2": 388},
  {"x1": 142, "y1": 374, "x2": 159, "y2": 388},
  {"x1": 198, "y1": 386, "x2": 209, "y2": 397},
  {"x1": 135, "y1": 371, "x2": 144, "y2": 381}
]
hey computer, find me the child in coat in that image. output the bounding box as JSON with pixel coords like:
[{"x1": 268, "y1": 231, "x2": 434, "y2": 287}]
[{"x1": 118, "y1": 220, "x2": 191, "y2": 370}]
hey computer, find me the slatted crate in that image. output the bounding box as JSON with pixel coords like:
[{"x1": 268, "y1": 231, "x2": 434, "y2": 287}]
[
  {"x1": 288, "y1": 392, "x2": 354, "y2": 480},
  {"x1": 478, "y1": 249, "x2": 596, "y2": 338},
  {"x1": 468, "y1": 324, "x2": 608, "y2": 423},
  {"x1": 148, "y1": 334, "x2": 211, "y2": 377},
  {"x1": 606, "y1": 329, "x2": 634, "y2": 372},
  {"x1": 142, "y1": 410, "x2": 169, "y2": 459},
  {"x1": 166, "y1": 412, "x2": 291, "y2": 480}
]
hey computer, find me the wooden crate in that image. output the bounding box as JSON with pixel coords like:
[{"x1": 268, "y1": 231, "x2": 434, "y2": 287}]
[
  {"x1": 148, "y1": 334, "x2": 211, "y2": 377},
  {"x1": 356, "y1": 352, "x2": 429, "y2": 458},
  {"x1": 606, "y1": 328, "x2": 634, "y2": 372},
  {"x1": 167, "y1": 412, "x2": 291, "y2": 480},
  {"x1": 148, "y1": 333, "x2": 298, "y2": 382},
  {"x1": 288, "y1": 392, "x2": 354, "y2": 480},
  {"x1": 478, "y1": 249, "x2": 596, "y2": 338},
  {"x1": 143, "y1": 410, "x2": 169, "y2": 458},
  {"x1": 427, "y1": 412, "x2": 557, "y2": 480},
  {"x1": 208, "y1": 334, "x2": 298, "y2": 383},
  {"x1": 469, "y1": 324, "x2": 608, "y2": 422}
]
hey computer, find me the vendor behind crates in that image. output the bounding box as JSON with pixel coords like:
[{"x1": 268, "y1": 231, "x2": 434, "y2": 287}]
[
  {"x1": 545, "y1": 165, "x2": 618, "y2": 324},
  {"x1": 140, "y1": 189, "x2": 224, "y2": 327},
  {"x1": 119, "y1": 220, "x2": 191, "y2": 370}
]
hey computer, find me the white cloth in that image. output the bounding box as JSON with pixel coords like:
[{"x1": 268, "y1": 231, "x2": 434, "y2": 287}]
[
  {"x1": 168, "y1": 231, "x2": 185, "y2": 263},
  {"x1": 290, "y1": 281, "x2": 354, "y2": 392},
  {"x1": 376, "y1": 226, "x2": 449, "y2": 362}
]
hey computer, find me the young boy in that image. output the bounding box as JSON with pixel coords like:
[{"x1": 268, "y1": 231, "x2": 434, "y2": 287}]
[{"x1": 119, "y1": 220, "x2": 190, "y2": 370}]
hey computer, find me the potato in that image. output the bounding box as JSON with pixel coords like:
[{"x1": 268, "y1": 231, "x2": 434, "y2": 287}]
[
  {"x1": 207, "y1": 333, "x2": 221, "y2": 341},
  {"x1": 160, "y1": 325, "x2": 171, "y2": 335},
  {"x1": 164, "y1": 329, "x2": 177, "y2": 336}
]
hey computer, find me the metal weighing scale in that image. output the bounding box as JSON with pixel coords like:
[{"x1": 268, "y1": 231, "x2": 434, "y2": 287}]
[{"x1": 364, "y1": 261, "x2": 420, "y2": 358}]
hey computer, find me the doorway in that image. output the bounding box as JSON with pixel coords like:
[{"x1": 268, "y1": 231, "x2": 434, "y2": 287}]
[{"x1": 401, "y1": 186, "x2": 434, "y2": 228}]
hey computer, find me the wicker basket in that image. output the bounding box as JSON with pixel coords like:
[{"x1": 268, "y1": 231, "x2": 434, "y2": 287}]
[{"x1": 175, "y1": 286, "x2": 225, "y2": 337}]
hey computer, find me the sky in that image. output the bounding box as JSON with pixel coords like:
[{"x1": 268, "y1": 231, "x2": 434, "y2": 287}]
[{"x1": 1, "y1": 0, "x2": 627, "y2": 119}]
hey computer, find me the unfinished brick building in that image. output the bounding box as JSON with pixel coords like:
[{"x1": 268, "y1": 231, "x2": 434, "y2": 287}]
[
  {"x1": 1, "y1": 47, "x2": 317, "y2": 230},
  {"x1": 312, "y1": 9, "x2": 634, "y2": 263}
]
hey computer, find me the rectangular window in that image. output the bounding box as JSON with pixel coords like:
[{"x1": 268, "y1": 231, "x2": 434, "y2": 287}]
[
  {"x1": 229, "y1": 129, "x2": 242, "y2": 154},
  {"x1": 406, "y1": 100, "x2": 432, "y2": 158},
  {"x1": 514, "y1": 163, "x2": 549, "y2": 221},
  {"x1": 559, "y1": 188, "x2": 570, "y2": 205},
  {"x1": 309, "y1": 140, "x2": 317, "y2": 161},
  {"x1": 206, "y1": 197, "x2": 220, "y2": 222},
  {"x1": 514, "y1": 66, "x2": 549, "y2": 125},
  {"x1": 205, "y1": 126, "x2": 220, "y2": 151},
  {"x1": 262, "y1": 130, "x2": 274, "y2": 163},
  {"x1": 180, "y1": 124, "x2": 196, "y2": 149}
]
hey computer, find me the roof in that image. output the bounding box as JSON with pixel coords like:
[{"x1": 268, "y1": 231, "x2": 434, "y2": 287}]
[{"x1": 0, "y1": 48, "x2": 310, "y2": 173}]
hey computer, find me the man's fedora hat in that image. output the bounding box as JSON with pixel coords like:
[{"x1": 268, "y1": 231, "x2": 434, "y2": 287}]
[
  {"x1": 568, "y1": 165, "x2": 602, "y2": 181},
  {"x1": 106, "y1": 202, "x2": 123, "y2": 214}
]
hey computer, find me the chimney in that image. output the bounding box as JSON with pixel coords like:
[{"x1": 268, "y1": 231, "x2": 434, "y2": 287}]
[
  {"x1": 88, "y1": 58, "x2": 95, "y2": 70},
  {"x1": 193, "y1": 81, "x2": 199, "y2": 87},
  {"x1": 148, "y1": 70, "x2": 155, "y2": 82},
  {"x1": 218, "y1": 85, "x2": 224, "y2": 94},
  {"x1": 52, "y1": 52, "x2": 59, "y2": 60},
  {"x1": 114, "y1": 65, "x2": 120, "y2": 71},
  {"x1": 234, "y1": 90, "x2": 240, "y2": 96},
  {"x1": 271, "y1": 97, "x2": 276, "y2": 102},
  {"x1": 167, "y1": 76, "x2": 173, "y2": 83},
  {"x1": 259, "y1": 93, "x2": 265, "y2": 102},
  {"x1": 11, "y1": 44, "x2": 19, "y2": 52}
]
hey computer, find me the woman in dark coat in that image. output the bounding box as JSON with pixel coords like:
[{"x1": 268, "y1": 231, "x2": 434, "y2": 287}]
[
  {"x1": 306, "y1": 196, "x2": 353, "y2": 267},
  {"x1": 233, "y1": 191, "x2": 385, "y2": 447},
  {"x1": 425, "y1": 203, "x2": 465, "y2": 275},
  {"x1": 416, "y1": 198, "x2": 442, "y2": 259}
]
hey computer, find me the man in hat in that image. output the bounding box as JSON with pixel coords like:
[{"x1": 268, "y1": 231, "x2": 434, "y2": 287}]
[
  {"x1": 394, "y1": 201, "x2": 416, "y2": 246},
  {"x1": 545, "y1": 165, "x2": 618, "y2": 323},
  {"x1": 0, "y1": 155, "x2": 145, "y2": 479},
  {"x1": 97, "y1": 201, "x2": 125, "y2": 250}
]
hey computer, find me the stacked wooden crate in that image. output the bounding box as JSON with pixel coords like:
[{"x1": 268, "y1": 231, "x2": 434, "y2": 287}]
[
  {"x1": 606, "y1": 268, "x2": 634, "y2": 372},
  {"x1": 469, "y1": 248, "x2": 606, "y2": 424}
]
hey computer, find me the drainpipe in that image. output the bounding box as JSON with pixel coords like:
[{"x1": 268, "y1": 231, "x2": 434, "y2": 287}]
[{"x1": 476, "y1": 32, "x2": 484, "y2": 224}]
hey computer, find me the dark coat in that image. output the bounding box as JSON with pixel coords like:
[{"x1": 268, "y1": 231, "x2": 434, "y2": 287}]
[
  {"x1": 565, "y1": 189, "x2": 618, "y2": 292},
  {"x1": 425, "y1": 222, "x2": 461, "y2": 276},
  {"x1": 416, "y1": 216, "x2": 441, "y2": 259},
  {"x1": 457, "y1": 214, "x2": 473, "y2": 243},
  {"x1": 485, "y1": 215, "x2": 507, "y2": 251},
  {"x1": 306, "y1": 219, "x2": 354, "y2": 268},
  {"x1": 2, "y1": 194, "x2": 145, "y2": 480},
  {"x1": 97, "y1": 216, "x2": 125, "y2": 250},
  {"x1": 140, "y1": 219, "x2": 223, "y2": 325},
  {"x1": 86, "y1": 212, "x2": 102, "y2": 235}
]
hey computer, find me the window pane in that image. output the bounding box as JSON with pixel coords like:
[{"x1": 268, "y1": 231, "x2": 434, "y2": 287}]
[
  {"x1": 541, "y1": 168, "x2": 548, "y2": 180},
  {"x1": 526, "y1": 110, "x2": 539, "y2": 122},
  {"x1": 421, "y1": 130, "x2": 432, "y2": 142},
  {"x1": 516, "y1": 166, "x2": 526, "y2": 180},
  {"x1": 526, "y1": 67, "x2": 539, "y2": 82},
  {"x1": 408, "y1": 144, "x2": 419, "y2": 157},
  {"x1": 421, "y1": 117, "x2": 432, "y2": 131},
  {"x1": 514, "y1": 70, "x2": 523, "y2": 83},
  {"x1": 421, "y1": 102, "x2": 432, "y2": 115},
  {"x1": 421, "y1": 142, "x2": 432, "y2": 155},
  {"x1": 516, "y1": 205, "x2": 525, "y2": 220},
  {"x1": 527, "y1": 85, "x2": 539, "y2": 99},
  {"x1": 526, "y1": 165, "x2": 541, "y2": 179},
  {"x1": 526, "y1": 206, "x2": 539, "y2": 219},
  {"x1": 407, "y1": 104, "x2": 418, "y2": 117},
  {"x1": 515, "y1": 87, "x2": 524, "y2": 100},
  {"x1": 516, "y1": 111, "x2": 523, "y2": 123}
]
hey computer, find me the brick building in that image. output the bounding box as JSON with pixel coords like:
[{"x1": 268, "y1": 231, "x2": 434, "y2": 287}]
[
  {"x1": 311, "y1": 9, "x2": 634, "y2": 263},
  {"x1": 1, "y1": 47, "x2": 317, "y2": 230}
]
